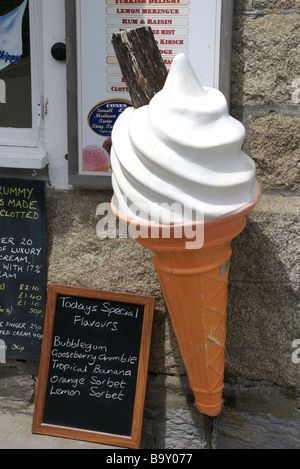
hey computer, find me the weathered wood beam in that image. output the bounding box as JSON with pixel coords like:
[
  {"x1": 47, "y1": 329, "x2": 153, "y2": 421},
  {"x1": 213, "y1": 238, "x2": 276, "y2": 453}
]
[{"x1": 111, "y1": 26, "x2": 168, "y2": 108}]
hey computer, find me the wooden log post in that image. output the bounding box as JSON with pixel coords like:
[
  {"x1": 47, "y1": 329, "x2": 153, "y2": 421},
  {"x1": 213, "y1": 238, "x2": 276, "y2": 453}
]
[{"x1": 111, "y1": 26, "x2": 168, "y2": 109}]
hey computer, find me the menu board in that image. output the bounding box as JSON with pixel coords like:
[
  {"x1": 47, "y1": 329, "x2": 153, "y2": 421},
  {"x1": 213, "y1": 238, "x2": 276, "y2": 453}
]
[
  {"x1": 0, "y1": 178, "x2": 46, "y2": 360},
  {"x1": 75, "y1": 0, "x2": 222, "y2": 177},
  {"x1": 32, "y1": 284, "x2": 155, "y2": 449}
]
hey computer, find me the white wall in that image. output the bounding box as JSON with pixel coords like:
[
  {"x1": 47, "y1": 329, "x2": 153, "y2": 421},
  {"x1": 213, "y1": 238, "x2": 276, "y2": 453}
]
[{"x1": 42, "y1": 0, "x2": 69, "y2": 189}]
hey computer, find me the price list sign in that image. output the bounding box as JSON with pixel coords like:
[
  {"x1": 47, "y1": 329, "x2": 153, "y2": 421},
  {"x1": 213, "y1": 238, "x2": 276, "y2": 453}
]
[
  {"x1": 0, "y1": 178, "x2": 46, "y2": 360},
  {"x1": 74, "y1": 0, "x2": 222, "y2": 177}
]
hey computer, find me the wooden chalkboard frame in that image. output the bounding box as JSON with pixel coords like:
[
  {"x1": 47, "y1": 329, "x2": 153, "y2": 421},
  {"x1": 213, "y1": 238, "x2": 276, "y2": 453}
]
[{"x1": 32, "y1": 284, "x2": 155, "y2": 449}]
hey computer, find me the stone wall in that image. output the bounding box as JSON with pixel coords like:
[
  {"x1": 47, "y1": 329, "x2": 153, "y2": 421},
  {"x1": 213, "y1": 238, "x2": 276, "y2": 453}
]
[
  {"x1": 0, "y1": 0, "x2": 299, "y2": 449},
  {"x1": 228, "y1": 0, "x2": 300, "y2": 387},
  {"x1": 231, "y1": 0, "x2": 300, "y2": 192}
]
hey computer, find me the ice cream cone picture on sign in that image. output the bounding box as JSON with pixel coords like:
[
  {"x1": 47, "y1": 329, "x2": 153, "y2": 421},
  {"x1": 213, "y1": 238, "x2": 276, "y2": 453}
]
[{"x1": 110, "y1": 27, "x2": 261, "y2": 434}]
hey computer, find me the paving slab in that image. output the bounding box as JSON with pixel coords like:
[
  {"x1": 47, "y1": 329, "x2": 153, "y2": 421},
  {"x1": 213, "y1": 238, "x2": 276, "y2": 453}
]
[{"x1": 0, "y1": 409, "x2": 114, "y2": 450}]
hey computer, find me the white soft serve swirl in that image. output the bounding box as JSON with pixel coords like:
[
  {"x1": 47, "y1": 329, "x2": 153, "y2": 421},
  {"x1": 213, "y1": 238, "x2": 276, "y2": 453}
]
[{"x1": 111, "y1": 54, "x2": 258, "y2": 223}]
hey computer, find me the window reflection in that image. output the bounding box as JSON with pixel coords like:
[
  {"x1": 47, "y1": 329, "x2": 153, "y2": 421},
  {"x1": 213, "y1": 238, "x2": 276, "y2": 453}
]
[{"x1": 0, "y1": 0, "x2": 31, "y2": 128}]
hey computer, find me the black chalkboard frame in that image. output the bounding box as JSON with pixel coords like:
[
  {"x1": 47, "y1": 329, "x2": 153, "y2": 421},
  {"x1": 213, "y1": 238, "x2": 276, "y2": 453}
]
[{"x1": 32, "y1": 284, "x2": 155, "y2": 449}]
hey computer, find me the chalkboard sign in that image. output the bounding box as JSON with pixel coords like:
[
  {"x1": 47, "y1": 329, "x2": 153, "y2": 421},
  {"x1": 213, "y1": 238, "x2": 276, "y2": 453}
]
[
  {"x1": 0, "y1": 178, "x2": 46, "y2": 360},
  {"x1": 32, "y1": 284, "x2": 155, "y2": 449}
]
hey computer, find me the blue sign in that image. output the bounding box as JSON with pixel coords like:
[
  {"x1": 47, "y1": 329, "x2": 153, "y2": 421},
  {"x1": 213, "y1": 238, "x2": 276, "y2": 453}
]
[
  {"x1": 0, "y1": 0, "x2": 27, "y2": 71},
  {"x1": 87, "y1": 99, "x2": 132, "y2": 138}
]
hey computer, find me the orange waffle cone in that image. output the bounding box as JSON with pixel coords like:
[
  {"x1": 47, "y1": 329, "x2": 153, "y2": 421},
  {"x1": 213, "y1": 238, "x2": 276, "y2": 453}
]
[
  {"x1": 111, "y1": 186, "x2": 261, "y2": 417},
  {"x1": 144, "y1": 237, "x2": 233, "y2": 417}
]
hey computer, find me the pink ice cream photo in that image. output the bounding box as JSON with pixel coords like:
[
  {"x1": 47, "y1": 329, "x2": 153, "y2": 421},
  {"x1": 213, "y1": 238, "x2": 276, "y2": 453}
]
[{"x1": 82, "y1": 144, "x2": 111, "y2": 172}]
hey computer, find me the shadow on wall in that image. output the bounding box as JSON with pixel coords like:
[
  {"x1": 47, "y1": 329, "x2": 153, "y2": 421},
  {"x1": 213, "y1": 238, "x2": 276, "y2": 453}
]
[
  {"x1": 141, "y1": 372, "x2": 207, "y2": 449},
  {"x1": 226, "y1": 218, "x2": 299, "y2": 388},
  {"x1": 230, "y1": 7, "x2": 248, "y2": 120}
]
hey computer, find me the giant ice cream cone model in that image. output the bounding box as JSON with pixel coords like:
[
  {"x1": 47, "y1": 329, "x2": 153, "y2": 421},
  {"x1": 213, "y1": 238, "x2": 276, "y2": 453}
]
[
  {"x1": 110, "y1": 54, "x2": 261, "y2": 417},
  {"x1": 111, "y1": 192, "x2": 260, "y2": 417}
]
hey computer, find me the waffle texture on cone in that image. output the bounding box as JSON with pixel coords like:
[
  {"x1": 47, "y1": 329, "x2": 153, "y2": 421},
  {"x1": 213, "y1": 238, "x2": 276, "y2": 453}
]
[
  {"x1": 111, "y1": 53, "x2": 259, "y2": 223},
  {"x1": 135, "y1": 221, "x2": 239, "y2": 417}
]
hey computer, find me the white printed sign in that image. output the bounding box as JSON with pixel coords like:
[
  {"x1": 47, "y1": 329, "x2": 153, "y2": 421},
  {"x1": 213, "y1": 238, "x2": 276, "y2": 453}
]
[{"x1": 76, "y1": 0, "x2": 222, "y2": 176}]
